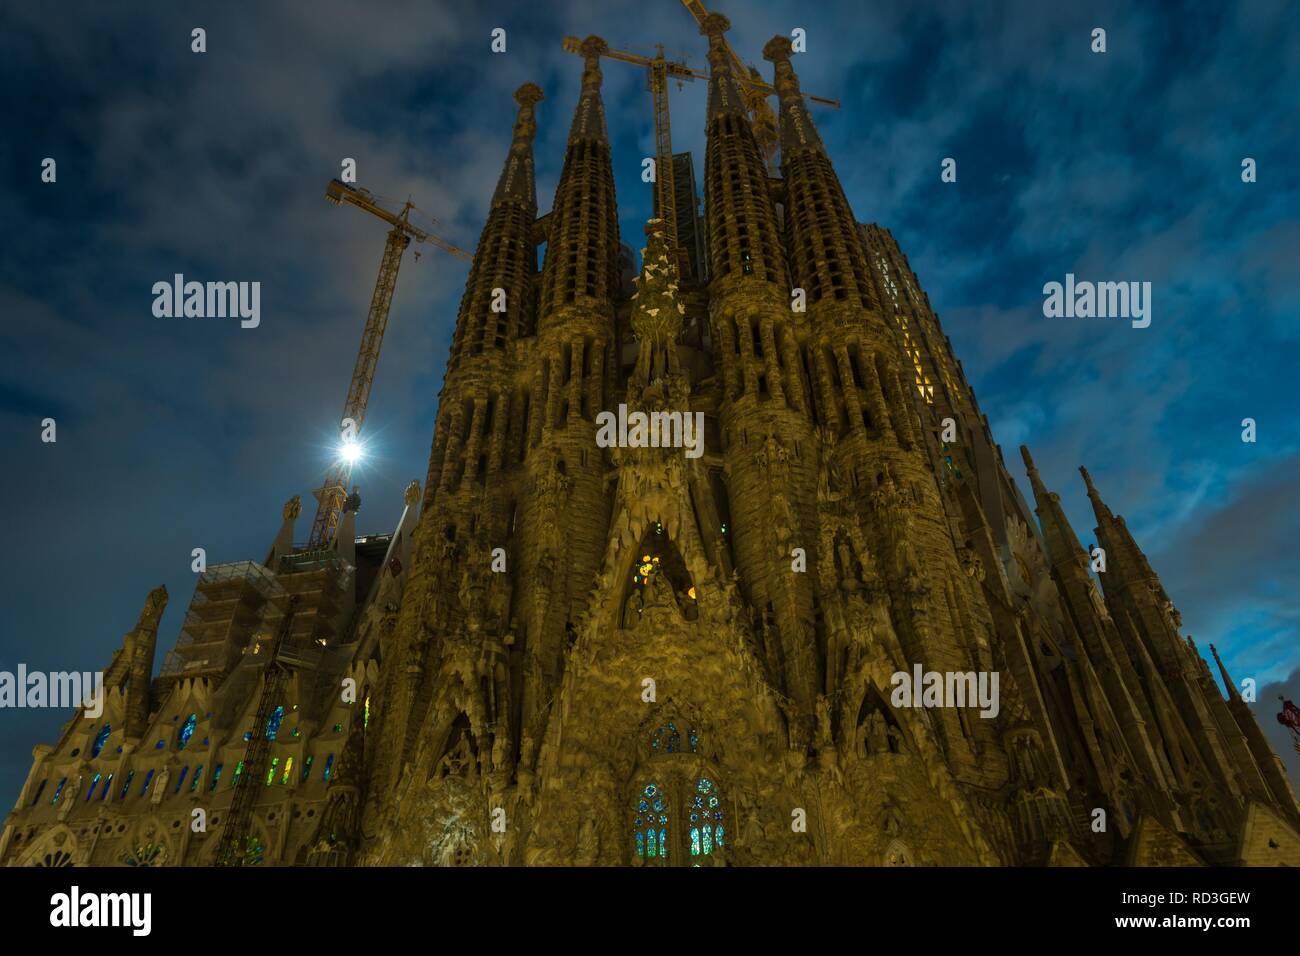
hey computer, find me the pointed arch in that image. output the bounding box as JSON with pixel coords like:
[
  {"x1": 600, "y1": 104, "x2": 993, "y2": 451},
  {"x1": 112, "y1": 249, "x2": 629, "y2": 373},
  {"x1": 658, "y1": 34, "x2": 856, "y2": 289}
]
[
  {"x1": 621, "y1": 522, "x2": 697, "y2": 626},
  {"x1": 633, "y1": 781, "x2": 670, "y2": 861}
]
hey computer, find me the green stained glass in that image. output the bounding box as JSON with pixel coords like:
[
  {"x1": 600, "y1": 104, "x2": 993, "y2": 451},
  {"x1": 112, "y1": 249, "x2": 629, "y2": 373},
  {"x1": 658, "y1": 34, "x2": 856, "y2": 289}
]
[
  {"x1": 265, "y1": 757, "x2": 279, "y2": 786},
  {"x1": 231, "y1": 761, "x2": 244, "y2": 788}
]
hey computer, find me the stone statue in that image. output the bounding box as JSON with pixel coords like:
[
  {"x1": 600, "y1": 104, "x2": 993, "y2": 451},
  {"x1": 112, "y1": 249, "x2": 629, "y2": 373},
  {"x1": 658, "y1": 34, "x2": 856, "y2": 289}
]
[
  {"x1": 283, "y1": 495, "x2": 302, "y2": 521},
  {"x1": 151, "y1": 767, "x2": 170, "y2": 804}
]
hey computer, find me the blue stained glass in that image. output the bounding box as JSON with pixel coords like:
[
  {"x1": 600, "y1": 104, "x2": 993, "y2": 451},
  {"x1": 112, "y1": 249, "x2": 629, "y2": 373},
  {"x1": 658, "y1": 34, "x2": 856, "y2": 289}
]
[
  {"x1": 659, "y1": 829, "x2": 667, "y2": 856},
  {"x1": 266, "y1": 706, "x2": 285, "y2": 741},
  {"x1": 244, "y1": 732, "x2": 253, "y2": 741},
  {"x1": 191, "y1": 765, "x2": 204, "y2": 792},
  {"x1": 155, "y1": 739, "x2": 166, "y2": 749},
  {"x1": 140, "y1": 769, "x2": 155, "y2": 796},
  {"x1": 647, "y1": 829, "x2": 657, "y2": 857},
  {"x1": 91, "y1": 724, "x2": 111, "y2": 758},
  {"x1": 323, "y1": 753, "x2": 334, "y2": 779},
  {"x1": 174, "y1": 766, "x2": 189, "y2": 793},
  {"x1": 702, "y1": 824, "x2": 713, "y2": 855},
  {"x1": 691, "y1": 827, "x2": 701, "y2": 856},
  {"x1": 178, "y1": 714, "x2": 197, "y2": 749},
  {"x1": 86, "y1": 773, "x2": 102, "y2": 801},
  {"x1": 101, "y1": 774, "x2": 113, "y2": 801},
  {"x1": 635, "y1": 831, "x2": 645, "y2": 855},
  {"x1": 51, "y1": 777, "x2": 68, "y2": 805},
  {"x1": 209, "y1": 764, "x2": 223, "y2": 791},
  {"x1": 119, "y1": 770, "x2": 135, "y2": 799},
  {"x1": 715, "y1": 826, "x2": 725, "y2": 847},
  {"x1": 638, "y1": 799, "x2": 648, "y2": 812}
]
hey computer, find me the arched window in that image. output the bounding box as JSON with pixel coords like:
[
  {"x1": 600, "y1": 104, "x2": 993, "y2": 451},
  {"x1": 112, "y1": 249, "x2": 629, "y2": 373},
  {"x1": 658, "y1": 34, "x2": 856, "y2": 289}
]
[
  {"x1": 51, "y1": 778, "x2": 68, "y2": 805},
  {"x1": 86, "y1": 772, "x2": 102, "y2": 801},
  {"x1": 634, "y1": 782, "x2": 670, "y2": 860},
  {"x1": 265, "y1": 706, "x2": 286, "y2": 741},
  {"x1": 118, "y1": 770, "x2": 135, "y2": 800},
  {"x1": 650, "y1": 722, "x2": 699, "y2": 754},
  {"x1": 91, "y1": 724, "x2": 111, "y2": 758},
  {"x1": 101, "y1": 773, "x2": 113, "y2": 801},
  {"x1": 177, "y1": 714, "x2": 197, "y2": 749},
  {"x1": 139, "y1": 769, "x2": 155, "y2": 797},
  {"x1": 689, "y1": 777, "x2": 725, "y2": 858}
]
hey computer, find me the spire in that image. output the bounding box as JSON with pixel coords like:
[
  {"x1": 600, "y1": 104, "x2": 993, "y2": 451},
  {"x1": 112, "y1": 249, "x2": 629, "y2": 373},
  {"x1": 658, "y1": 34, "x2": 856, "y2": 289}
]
[
  {"x1": 762, "y1": 35, "x2": 825, "y2": 157},
  {"x1": 1080, "y1": 465, "x2": 1115, "y2": 521},
  {"x1": 568, "y1": 36, "x2": 610, "y2": 145},
  {"x1": 540, "y1": 36, "x2": 620, "y2": 316},
  {"x1": 1209, "y1": 644, "x2": 1242, "y2": 702},
  {"x1": 449, "y1": 84, "x2": 546, "y2": 361},
  {"x1": 124, "y1": 585, "x2": 168, "y2": 739},
  {"x1": 491, "y1": 83, "x2": 544, "y2": 209},
  {"x1": 701, "y1": 14, "x2": 747, "y2": 119},
  {"x1": 1020, "y1": 446, "x2": 1089, "y2": 569},
  {"x1": 700, "y1": 17, "x2": 785, "y2": 286},
  {"x1": 267, "y1": 494, "x2": 300, "y2": 568}
]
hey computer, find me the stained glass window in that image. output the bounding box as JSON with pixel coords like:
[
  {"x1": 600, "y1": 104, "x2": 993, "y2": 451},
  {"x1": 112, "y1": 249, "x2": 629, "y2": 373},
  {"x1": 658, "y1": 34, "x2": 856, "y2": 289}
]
[
  {"x1": 323, "y1": 753, "x2": 335, "y2": 780},
  {"x1": 650, "y1": 723, "x2": 698, "y2": 753},
  {"x1": 209, "y1": 764, "x2": 223, "y2": 792},
  {"x1": 178, "y1": 714, "x2": 197, "y2": 749},
  {"x1": 265, "y1": 757, "x2": 279, "y2": 786},
  {"x1": 174, "y1": 766, "x2": 189, "y2": 793},
  {"x1": 52, "y1": 776, "x2": 69, "y2": 804},
  {"x1": 301, "y1": 755, "x2": 314, "y2": 781},
  {"x1": 191, "y1": 765, "x2": 204, "y2": 792},
  {"x1": 266, "y1": 706, "x2": 286, "y2": 741},
  {"x1": 689, "y1": 777, "x2": 725, "y2": 857},
  {"x1": 364, "y1": 693, "x2": 371, "y2": 729},
  {"x1": 119, "y1": 770, "x2": 135, "y2": 800},
  {"x1": 633, "y1": 782, "x2": 669, "y2": 860},
  {"x1": 86, "y1": 772, "x2": 102, "y2": 801},
  {"x1": 101, "y1": 773, "x2": 113, "y2": 801},
  {"x1": 281, "y1": 756, "x2": 294, "y2": 784},
  {"x1": 91, "y1": 724, "x2": 111, "y2": 758},
  {"x1": 140, "y1": 769, "x2": 155, "y2": 797},
  {"x1": 231, "y1": 761, "x2": 244, "y2": 788}
]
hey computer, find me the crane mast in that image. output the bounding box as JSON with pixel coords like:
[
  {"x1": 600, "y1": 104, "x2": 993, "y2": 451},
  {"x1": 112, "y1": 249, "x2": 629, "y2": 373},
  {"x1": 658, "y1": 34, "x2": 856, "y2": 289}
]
[{"x1": 307, "y1": 180, "x2": 472, "y2": 549}]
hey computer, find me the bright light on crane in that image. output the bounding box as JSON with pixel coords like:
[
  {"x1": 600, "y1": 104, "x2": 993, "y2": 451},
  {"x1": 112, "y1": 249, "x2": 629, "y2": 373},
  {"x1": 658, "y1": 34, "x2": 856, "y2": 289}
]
[{"x1": 339, "y1": 438, "x2": 364, "y2": 466}]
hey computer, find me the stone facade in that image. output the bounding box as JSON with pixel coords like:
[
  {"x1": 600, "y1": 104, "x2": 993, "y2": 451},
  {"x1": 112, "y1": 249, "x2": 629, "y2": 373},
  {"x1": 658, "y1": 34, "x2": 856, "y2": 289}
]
[{"x1": 4, "y1": 17, "x2": 1297, "y2": 868}]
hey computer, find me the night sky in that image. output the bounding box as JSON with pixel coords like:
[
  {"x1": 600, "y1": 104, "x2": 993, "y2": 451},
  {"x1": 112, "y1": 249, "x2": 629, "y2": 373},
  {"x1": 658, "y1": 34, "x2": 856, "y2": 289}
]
[{"x1": 2, "y1": 1, "x2": 1298, "y2": 805}]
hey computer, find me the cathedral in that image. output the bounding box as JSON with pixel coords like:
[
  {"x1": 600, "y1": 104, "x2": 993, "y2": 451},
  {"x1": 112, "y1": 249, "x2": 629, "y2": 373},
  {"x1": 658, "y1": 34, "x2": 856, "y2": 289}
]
[{"x1": 4, "y1": 15, "x2": 1298, "y2": 868}]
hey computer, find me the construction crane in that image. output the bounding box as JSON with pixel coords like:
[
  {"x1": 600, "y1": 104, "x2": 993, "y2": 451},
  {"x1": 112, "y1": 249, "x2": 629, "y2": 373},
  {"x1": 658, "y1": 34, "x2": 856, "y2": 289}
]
[
  {"x1": 679, "y1": 0, "x2": 840, "y2": 174},
  {"x1": 307, "y1": 180, "x2": 473, "y2": 549},
  {"x1": 562, "y1": 36, "x2": 702, "y2": 271}
]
